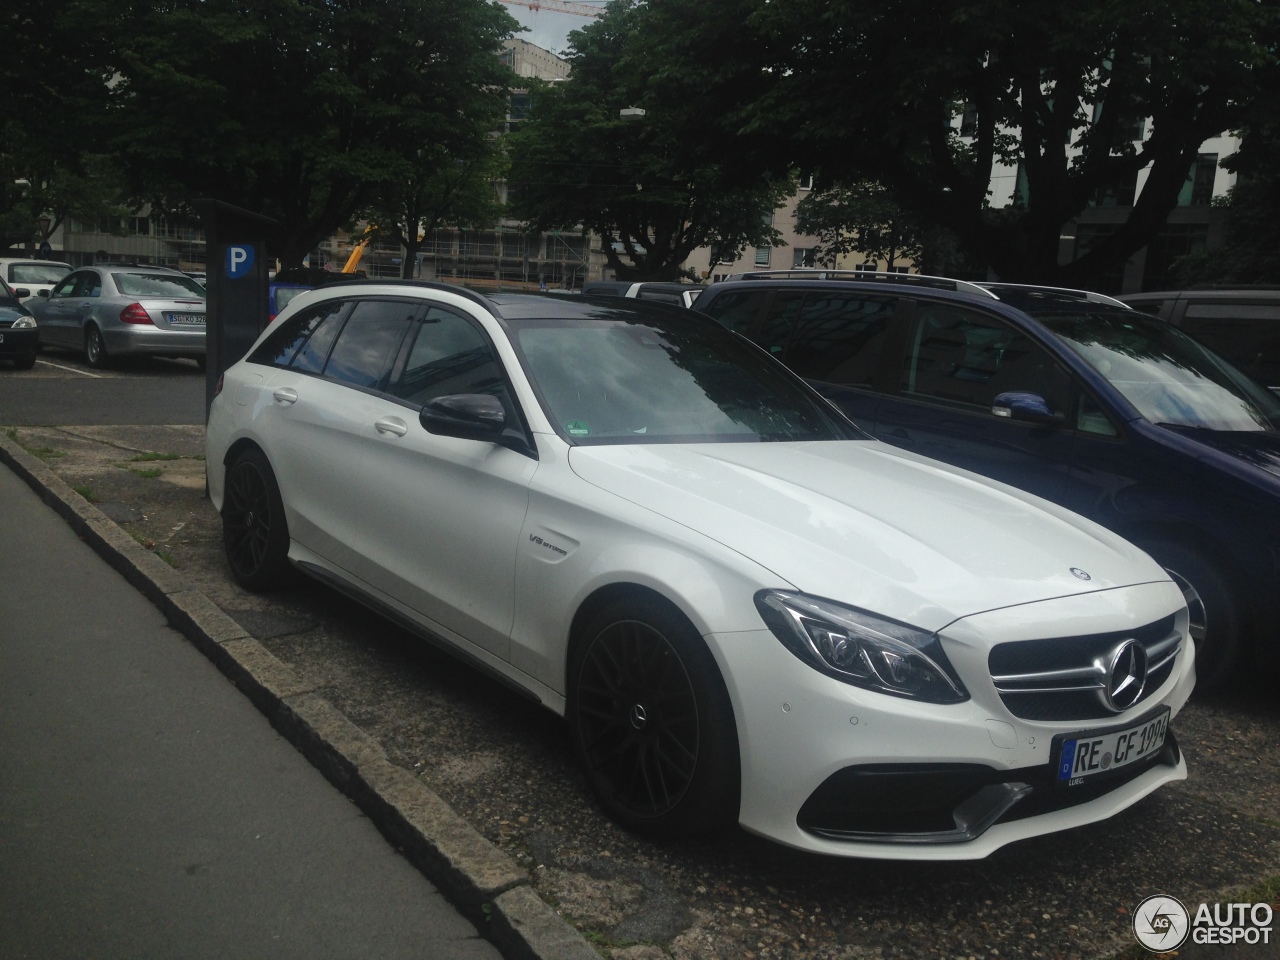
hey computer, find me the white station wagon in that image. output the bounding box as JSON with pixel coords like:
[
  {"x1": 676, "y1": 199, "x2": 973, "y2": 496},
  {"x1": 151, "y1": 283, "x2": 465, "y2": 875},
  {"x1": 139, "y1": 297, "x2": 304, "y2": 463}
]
[{"x1": 206, "y1": 281, "x2": 1194, "y2": 858}]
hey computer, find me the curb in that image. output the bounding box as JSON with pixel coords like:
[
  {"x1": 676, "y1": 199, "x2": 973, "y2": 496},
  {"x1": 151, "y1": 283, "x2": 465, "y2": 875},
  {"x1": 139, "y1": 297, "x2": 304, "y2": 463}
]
[{"x1": 0, "y1": 431, "x2": 603, "y2": 960}]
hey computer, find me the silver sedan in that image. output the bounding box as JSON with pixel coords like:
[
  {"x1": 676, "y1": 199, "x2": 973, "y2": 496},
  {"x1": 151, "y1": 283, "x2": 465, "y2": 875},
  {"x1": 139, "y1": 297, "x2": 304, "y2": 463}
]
[{"x1": 31, "y1": 263, "x2": 206, "y2": 368}]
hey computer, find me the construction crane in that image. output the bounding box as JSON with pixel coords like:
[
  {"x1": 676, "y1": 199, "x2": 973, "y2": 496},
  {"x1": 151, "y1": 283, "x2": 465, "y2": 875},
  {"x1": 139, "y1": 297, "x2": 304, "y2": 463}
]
[{"x1": 497, "y1": 0, "x2": 605, "y2": 18}]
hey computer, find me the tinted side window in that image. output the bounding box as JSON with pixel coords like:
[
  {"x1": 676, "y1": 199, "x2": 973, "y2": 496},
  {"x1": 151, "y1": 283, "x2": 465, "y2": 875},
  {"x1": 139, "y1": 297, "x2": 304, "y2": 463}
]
[
  {"x1": 388, "y1": 306, "x2": 505, "y2": 405},
  {"x1": 788, "y1": 292, "x2": 896, "y2": 385},
  {"x1": 51, "y1": 274, "x2": 81, "y2": 298},
  {"x1": 902, "y1": 305, "x2": 1070, "y2": 414},
  {"x1": 756, "y1": 290, "x2": 804, "y2": 356},
  {"x1": 72, "y1": 272, "x2": 101, "y2": 298},
  {"x1": 321, "y1": 298, "x2": 417, "y2": 389},
  {"x1": 249, "y1": 300, "x2": 347, "y2": 368},
  {"x1": 698, "y1": 289, "x2": 769, "y2": 334}
]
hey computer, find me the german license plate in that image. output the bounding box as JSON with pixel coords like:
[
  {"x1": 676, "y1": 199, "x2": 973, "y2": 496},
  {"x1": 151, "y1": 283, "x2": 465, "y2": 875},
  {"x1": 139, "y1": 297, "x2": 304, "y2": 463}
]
[
  {"x1": 167, "y1": 312, "x2": 205, "y2": 325},
  {"x1": 1054, "y1": 708, "x2": 1170, "y2": 786}
]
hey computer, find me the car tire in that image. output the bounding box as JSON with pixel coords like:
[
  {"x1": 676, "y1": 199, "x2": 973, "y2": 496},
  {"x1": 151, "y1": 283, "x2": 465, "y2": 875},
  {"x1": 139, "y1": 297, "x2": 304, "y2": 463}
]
[
  {"x1": 84, "y1": 324, "x2": 110, "y2": 369},
  {"x1": 1140, "y1": 538, "x2": 1243, "y2": 691},
  {"x1": 222, "y1": 447, "x2": 293, "y2": 591},
  {"x1": 568, "y1": 594, "x2": 740, "y2": 839},
  {"x1": 14, "y1": 351, "x2": 36, "y2": 370}
]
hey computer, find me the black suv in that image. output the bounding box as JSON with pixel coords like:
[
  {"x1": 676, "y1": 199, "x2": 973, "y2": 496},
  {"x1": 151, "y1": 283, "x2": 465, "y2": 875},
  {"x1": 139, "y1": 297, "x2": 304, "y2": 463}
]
[{"x1": 693, "y1": 270, "x2": 1280, "y2": 689}]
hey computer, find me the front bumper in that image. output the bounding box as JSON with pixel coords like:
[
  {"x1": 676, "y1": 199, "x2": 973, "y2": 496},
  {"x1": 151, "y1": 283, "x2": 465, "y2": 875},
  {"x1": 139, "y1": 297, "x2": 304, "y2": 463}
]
[
  {"x1": 0, "y1": 326, "x2": 39, "y2": 358},
  {"x1": 713, "y1": 580, "x2": 1194, "y2": 859}
]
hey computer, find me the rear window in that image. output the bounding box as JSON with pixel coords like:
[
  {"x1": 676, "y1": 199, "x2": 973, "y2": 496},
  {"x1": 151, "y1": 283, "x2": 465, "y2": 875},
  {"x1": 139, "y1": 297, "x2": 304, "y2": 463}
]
[
  {"x1": 113, "y1": 272, "x2": 206, "y2": 299},
  {"x1": 8, "y1": 263, "x2": 71, "y2": 285}
]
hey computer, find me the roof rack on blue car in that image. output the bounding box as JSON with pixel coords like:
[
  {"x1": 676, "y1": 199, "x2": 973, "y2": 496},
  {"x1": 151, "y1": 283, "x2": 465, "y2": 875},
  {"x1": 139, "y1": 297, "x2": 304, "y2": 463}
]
[
  {"x1": 978, "y1": 282, "x2": 1131, "y2": 309},
  {"x1": 722, "y1": 269, "x2": 997, "y2": 298}
]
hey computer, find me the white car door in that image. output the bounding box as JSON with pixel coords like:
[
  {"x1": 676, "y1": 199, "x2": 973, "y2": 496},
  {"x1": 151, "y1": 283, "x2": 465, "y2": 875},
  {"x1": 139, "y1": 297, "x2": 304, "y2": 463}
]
[
  {"x1": 253, "y1": 297, "x2": 420, "y2": 574},
  {"x1": 352, "y1": 303, "x2": 537, "y2": 661}
]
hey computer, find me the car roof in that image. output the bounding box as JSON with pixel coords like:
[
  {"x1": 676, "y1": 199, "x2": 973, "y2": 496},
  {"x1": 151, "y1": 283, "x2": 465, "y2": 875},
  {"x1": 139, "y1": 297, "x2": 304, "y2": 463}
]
[
  {"x1": 90, "y1": 262, "x2": 188, "y2": 273},
  {"x1": 0, "y1": 257, "x2": 73, "y2": 267},
  {"x1": 296, "y1": 279, "x2": 701, "y2": 323}
]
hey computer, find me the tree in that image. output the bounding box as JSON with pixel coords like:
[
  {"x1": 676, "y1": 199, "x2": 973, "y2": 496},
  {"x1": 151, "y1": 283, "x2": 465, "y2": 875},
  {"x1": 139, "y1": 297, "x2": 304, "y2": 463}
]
[
  {"x1": 108, "y1": 0, "x2": 518, "y2": 268},
  {"x1": 1, "y1": 2, "x2": 123, "y2": 253},
  {"x1": 794, "y1": 182, "x2": 923, "y2": 271},
  {"x1": 634, "y1": 0, "x2": 1272, "y2": 287},
  {"x1": 506, "y1": 1, "x2": 791, "y2": 281},
  {"x1": 1172, "y1": 54, "x2": 1280, "y2": 286},
  {"x1": 360, "y1": 142, "x2": 508, "y2": 280}
]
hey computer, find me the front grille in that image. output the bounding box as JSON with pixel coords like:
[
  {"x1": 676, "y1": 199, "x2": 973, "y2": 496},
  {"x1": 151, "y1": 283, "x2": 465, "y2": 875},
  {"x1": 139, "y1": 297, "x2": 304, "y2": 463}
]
[{"x1": 988, "y1": 615, "x2": 1180, "y2": 721}]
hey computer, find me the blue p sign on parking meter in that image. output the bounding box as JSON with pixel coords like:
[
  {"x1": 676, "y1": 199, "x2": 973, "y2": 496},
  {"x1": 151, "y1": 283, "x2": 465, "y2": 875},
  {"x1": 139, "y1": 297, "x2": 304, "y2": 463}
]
[{"x1": 226, "y1": 244, "x2": 256, "y2": 278}]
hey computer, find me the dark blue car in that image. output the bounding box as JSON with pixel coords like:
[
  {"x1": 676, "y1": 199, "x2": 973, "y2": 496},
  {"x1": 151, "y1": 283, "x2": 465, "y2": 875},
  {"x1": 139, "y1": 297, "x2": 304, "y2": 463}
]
[{"x1": 694, "y1": 275, "x2": 1280, "y2": 690}]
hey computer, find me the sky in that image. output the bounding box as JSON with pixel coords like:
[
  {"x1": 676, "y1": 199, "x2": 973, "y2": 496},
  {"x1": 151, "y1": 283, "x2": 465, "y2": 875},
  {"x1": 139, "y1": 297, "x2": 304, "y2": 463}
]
[{"x1": 504, "y1": 2, "x2": 603, "y2": 56}]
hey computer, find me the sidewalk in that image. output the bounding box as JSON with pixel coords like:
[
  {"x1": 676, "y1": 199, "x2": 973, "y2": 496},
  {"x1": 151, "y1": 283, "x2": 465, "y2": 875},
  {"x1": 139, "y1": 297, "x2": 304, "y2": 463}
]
[{"x1": 0, "y1": 463, "x2": 499, "y2": 960}]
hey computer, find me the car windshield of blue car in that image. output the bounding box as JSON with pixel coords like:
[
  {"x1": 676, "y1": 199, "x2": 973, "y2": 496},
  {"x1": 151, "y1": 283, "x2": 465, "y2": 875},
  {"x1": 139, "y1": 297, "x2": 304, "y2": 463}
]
[
  {"x1": 1041, "y1": 309, "x2": 1280, "y2": 432},
  {"x1": 113, "y1": 273, "x2": 207, "y2": 299},
  {"x1": 511, "y1": 313, "x2": 862, "y2": 444}
]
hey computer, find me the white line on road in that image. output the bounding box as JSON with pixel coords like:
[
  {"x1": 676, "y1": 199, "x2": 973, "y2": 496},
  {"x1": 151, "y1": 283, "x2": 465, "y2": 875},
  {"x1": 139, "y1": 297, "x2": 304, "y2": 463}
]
[{"x1": 35, "y1": 359, "x2": 104, "y2": 378}]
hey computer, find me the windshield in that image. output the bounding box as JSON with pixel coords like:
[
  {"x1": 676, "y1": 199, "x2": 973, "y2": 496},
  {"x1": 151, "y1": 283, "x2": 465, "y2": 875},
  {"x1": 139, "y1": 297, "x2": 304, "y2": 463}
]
[
  {"x1": 510, "y1": 312, "x2": 859, "y2": 444},
  {"x1": 1040, "y1": 308, "x2": 1280, "y2": 432},
  {"x1": 9, "y1": 263, "x2": 70, "y2": 285},
  {"x1": 113, "y1": 272, "x2": 207, "y2": 299}
]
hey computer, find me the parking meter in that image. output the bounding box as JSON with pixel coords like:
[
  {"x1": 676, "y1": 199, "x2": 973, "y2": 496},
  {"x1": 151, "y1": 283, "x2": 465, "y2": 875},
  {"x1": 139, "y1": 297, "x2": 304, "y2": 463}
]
[{"x1": 193, "y1": 199, "x2": 278, "y2": 421}]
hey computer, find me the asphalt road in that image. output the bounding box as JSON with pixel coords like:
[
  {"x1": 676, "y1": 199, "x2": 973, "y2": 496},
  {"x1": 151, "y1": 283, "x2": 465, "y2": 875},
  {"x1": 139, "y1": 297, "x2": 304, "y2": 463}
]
[
  {"x1": 0, "y1": 348, "x2": 206, "y2": 425},
  {"x1": 0, "y1": 462, "x2": 498, "y2": 960}
]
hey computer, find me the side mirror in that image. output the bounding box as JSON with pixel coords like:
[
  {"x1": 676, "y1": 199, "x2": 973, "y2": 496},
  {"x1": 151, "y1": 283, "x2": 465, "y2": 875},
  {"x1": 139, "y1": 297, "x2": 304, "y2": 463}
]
[
  {"x1": 14, "y1": 288, "x2": 31, "y2": 298},
  {"x1": 420, "y1": 393, "x2": 507, "y2": 442},
  {"x1": 37, "y1": 289, "x2": 50, "y2": 298},
  {"x1": 992, "y1": 391, "x2": 1064, "y2": 426}
]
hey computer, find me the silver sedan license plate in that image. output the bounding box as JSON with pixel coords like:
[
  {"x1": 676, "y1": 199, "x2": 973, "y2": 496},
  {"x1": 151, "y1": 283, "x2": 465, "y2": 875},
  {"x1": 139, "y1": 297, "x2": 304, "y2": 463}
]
[
  {"x1": 167, "y1": 312, "x2": 205, "y2": 325},
  {"x1": 1054, "y1": 708, "x2": 1170, "y2": 787}
]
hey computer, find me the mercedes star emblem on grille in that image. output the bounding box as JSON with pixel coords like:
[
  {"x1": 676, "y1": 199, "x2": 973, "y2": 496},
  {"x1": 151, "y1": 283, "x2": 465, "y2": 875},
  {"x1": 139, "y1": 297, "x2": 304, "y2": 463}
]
[{"x1": 1103, "y1": 639, "x2": 1149, "y2": 712}]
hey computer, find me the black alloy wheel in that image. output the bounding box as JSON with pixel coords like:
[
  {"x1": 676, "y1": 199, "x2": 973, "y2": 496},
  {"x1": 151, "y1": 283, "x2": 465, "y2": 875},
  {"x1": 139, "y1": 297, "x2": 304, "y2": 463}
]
[
  {"x1": 222, "y1": 447, "x2": 291, "y2": 591},
  {"x1": 569, "y1": 596, "x2": 739, "y2": 838}
]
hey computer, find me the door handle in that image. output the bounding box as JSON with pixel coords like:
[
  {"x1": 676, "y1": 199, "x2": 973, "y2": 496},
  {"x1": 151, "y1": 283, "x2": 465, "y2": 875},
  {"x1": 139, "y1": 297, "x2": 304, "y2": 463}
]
[
  {"x1": 272, "y1": 387, "x2": 298, "y2": 405},
  {"x1": 374, "y1": 417, "x2": 408, "y2": 437}
]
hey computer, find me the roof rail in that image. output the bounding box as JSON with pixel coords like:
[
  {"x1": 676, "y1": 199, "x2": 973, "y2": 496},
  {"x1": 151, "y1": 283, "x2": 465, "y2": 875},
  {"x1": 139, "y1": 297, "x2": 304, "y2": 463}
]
[
  {"x1": 721, "y1": 269, "x2": 998, "y2": 298},
  {"x1": 978, "y1": 282, "x2": 1131, "y2": 309}
]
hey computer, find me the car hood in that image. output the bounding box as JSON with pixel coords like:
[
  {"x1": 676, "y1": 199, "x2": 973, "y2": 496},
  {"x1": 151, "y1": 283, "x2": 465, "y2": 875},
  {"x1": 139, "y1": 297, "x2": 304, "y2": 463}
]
[
  {"x1": 568, "y1": 440, "x2": 1167, "y2": 632},
  {"x1": 1160, "y1": 425, "x2": 1280, "y2": 481}
]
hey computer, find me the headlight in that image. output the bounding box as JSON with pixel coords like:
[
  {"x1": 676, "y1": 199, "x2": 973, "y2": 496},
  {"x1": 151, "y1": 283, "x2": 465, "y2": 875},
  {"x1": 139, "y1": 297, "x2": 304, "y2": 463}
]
[
  {"x1": 11, "y1": 316, "x2": 36, "y2": 329},
  {"x1": 755, "y1": 591, "x2": 968, "y2": 703}
]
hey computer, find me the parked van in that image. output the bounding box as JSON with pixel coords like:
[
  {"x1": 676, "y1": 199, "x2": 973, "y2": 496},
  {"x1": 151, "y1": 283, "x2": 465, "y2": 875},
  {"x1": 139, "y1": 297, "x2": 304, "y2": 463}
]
[{"x1": 1119, "y1": 288, "x2": 1280, "y2": 392}]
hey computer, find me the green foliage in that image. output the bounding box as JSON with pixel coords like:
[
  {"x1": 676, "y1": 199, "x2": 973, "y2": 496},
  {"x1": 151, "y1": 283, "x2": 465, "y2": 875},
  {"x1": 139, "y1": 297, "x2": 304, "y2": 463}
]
[
  {"x1": 1, "y1": 3, "x2": 123, "y2": 252},
  {"x1": 506, "y1": 1, "x2": 792, "y2": 281},
  {"x1": 362, "y1": 141, "x2": 509, "y2": 280},
  {"x1": 794, "y1": 182, "x2": 923, "y2": 269},
  {"x1": 1173, "y1": 57, "x2": 1280, "y2": 286},
  {"x1": 637, "y1": 0, "x2": 1273, "y2": 287},
  {"x1": 108, "y1": 0, "x2": 519, "y2": 267}
]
